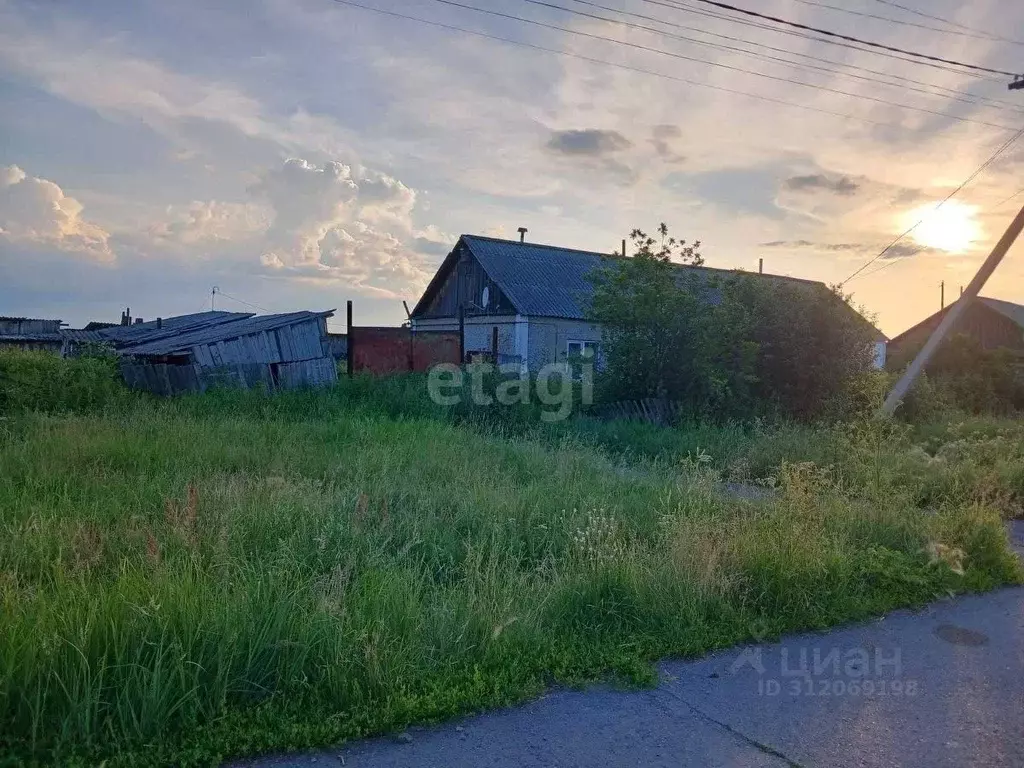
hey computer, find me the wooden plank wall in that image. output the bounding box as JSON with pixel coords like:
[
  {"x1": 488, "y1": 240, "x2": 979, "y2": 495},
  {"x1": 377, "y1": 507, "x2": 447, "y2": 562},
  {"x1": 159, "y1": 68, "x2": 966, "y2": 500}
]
[{"x1": 124, "y1": 318, "x2": 337, "y2": 396}]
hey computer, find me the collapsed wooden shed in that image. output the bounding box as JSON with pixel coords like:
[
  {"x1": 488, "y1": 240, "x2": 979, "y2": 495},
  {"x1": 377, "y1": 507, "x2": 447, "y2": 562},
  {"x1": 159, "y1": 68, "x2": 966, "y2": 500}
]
[{"x1": 116, "y1": 310, "x2": 337, "y2": 395}]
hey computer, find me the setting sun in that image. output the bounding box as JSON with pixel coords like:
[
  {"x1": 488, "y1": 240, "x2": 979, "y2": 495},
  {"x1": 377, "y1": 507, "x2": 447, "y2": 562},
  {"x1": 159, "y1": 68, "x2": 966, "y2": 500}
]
[{"x1": 902, "y1": 200, "x2": 981, "y2": 254}]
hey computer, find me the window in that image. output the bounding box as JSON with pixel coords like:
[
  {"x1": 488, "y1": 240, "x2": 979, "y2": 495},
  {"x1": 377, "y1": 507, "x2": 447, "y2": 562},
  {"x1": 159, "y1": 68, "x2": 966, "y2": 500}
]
[{"x1": 566, "y1": 340, "x2": 599, "y2": 359}]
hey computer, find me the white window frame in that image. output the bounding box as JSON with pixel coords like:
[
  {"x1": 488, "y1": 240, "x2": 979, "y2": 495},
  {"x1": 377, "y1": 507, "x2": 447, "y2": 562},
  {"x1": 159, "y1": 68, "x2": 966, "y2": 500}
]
[{"x1": 566, "y1": 339, "x2": 599, "y2": 359}]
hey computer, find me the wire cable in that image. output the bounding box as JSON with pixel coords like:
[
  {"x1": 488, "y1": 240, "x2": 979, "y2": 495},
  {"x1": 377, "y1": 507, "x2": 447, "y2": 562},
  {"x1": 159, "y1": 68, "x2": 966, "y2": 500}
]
[
  {"x1": 994, "y1": 185, "x2": 1024, "y2": 211},
  {"x1": 330, "y1": 0, "x2": 906, "y2": 127},
  {"x1": 556, "y1": 0, "x2": 1024, "y2": 114},
  {"x1": 648, "y1": 0, "x2": 1006, "y2": 82},
  {"x1": 215, "y1": 291, "x2": 271, "y2": 313},
  {"x1": 789, "y1": 0, "x2": 1016, "y2": 44},
  {"x1": 844, "y1": 126, "x2": 1024, "y2": 284},
  {"x1": 871, "y1": 0, "x2": 1024, "y2": 46},
  {"x1": 415, "y1": 0, "x2": 1016, "y2": 130},
  {"x1": 675, "y1": 0, "x2": 1021, "y2": 77}
]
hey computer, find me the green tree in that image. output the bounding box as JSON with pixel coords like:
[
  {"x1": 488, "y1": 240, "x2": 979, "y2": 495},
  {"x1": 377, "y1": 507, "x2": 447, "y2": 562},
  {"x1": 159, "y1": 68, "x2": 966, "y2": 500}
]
[
  {"x1": 589, "y1": 226, "x2": 758, "y2": 417},
  {"x1": 589, "y1": 225, "x2": 881, "y2": 421},
  {"x1": 733, "y1": 279, "x2": 880, "y2": 419}
]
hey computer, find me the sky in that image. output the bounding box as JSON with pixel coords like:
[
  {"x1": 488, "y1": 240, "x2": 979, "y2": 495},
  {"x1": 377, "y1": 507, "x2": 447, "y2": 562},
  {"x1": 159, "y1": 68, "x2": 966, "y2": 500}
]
[{"x1": 1, "y1": 0, "x2": 1023, "y2": 336}]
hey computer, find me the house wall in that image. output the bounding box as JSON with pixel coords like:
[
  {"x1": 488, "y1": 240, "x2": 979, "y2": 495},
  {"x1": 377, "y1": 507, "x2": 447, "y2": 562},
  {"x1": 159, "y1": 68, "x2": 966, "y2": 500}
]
[
  {"x1": 418, "y1": 245, "x2": 516, "y2": 318},
  {"x1": 527, "y1": 318, "x2": 603, "y2": 370},
  {"x1": 873, "y1": 341, "x2": 887, "y2": 370},
  {"x1": 0, "y1": 318, "x2": 61, "y2": 335}
]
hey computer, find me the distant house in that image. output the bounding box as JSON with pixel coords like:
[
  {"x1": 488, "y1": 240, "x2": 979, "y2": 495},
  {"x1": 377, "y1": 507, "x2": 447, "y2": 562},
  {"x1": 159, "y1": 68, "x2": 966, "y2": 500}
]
[
  {"x1": 61, "y1": 309, "x2": 337, "y2": 395},
  {"x1": 410, "y1": 234, "x2": 886, "y2": 370},
  {"x1": 0, "y1": 317, "x2": 63, "y2": 354},
  {"x1": 887, "y1": 296, "x2": 1024, "y2": 368}
]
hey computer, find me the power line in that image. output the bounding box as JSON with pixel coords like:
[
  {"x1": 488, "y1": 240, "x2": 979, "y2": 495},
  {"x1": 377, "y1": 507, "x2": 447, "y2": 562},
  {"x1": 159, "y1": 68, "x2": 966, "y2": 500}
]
[
  {"x1": 648, "y1": 0, "x2": 1006, "y2": 83},
  {"x1": 415, "y1": 0, "x2": 1015, "y2": 130},
  {"x1": 994, "y1": 185, "x2": 1024, "y2": 211},
  {"x1": 330, "y1": 0, "x2": 906, "y2": 127},
  {"x1": 871, "y1": 0, "x2": 1024, "y2": 46},
  {"x1": 844, "y1": 126, "x2": 1024, "y2": 284},
  {"x1": 790, "y1": 0, "x2": 1015, "y2": 44},
  {"x1": 557, "y1": 0, "x2": 1024, "y2": 115},
  {"x1": 215, "y1": 290, "x2": 271, "y2": 313},
  {"x1": 677, "y1": 0, "x2": 1021, "y2": 78}
]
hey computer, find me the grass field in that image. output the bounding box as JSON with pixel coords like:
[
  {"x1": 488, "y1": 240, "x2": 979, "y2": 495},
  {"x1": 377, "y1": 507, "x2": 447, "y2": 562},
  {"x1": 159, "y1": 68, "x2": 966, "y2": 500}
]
[{"x1": 1, "y1": 369, "x2": 1022, "y2": 766}]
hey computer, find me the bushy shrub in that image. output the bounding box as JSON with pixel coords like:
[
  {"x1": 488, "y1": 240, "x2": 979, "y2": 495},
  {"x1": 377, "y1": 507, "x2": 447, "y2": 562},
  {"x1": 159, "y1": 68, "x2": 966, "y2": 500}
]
[
  {"x1": 588, "y1": 226, "x2": 879, "y2": 421},
  {"x1": 0, "y1": 348, "x2": 124, "y2": 414}
]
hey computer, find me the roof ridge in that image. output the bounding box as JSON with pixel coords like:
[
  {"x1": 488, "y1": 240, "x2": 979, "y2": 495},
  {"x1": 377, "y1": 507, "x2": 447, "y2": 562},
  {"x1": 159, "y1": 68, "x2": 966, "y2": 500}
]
[
  {"x1": 461, "y1": 233, "x2": 825, "y2": 287},
  {"x1": 462, "y1": 233, "x2": 619, "y2": 259}
]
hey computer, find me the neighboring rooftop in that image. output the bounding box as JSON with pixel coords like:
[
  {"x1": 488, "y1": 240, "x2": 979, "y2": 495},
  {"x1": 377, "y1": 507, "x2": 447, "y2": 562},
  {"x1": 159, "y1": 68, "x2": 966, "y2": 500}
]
[
  {"x1": 888, "y1": 296, "x2": 1024, "y2": 345},
  {"x1": 978, "y1": 297, "x2": 1024, "y2": 329}
]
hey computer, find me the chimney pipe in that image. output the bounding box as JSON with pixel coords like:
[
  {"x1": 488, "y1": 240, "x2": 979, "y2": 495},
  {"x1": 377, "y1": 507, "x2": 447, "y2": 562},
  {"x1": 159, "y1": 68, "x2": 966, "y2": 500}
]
[
  {"x1": 758, "y1": 258, "x2": 763, "y2": 274},
  {"x1": 157, "y1": 317, "x2": 163, "y2": 329},
  {"x1": 517, "y1": 226, "x2": 528, "y2": 243}
]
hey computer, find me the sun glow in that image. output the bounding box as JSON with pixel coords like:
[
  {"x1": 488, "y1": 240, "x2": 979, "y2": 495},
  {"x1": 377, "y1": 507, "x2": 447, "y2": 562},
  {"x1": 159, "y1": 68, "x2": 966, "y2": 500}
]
[{"x1": 903, "y1": 200, "x2": 981, "y2": 254}]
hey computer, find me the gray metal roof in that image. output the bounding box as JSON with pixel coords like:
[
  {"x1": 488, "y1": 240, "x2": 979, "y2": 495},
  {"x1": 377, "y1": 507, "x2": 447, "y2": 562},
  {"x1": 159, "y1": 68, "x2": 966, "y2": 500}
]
[
  {"x1": 461, "y1": 235, "x2": 833, "y2": 320},
  {"x1": 121, "y1": 310, "x2": 334, "y2": 357},
  {"x1": 979, "y1": 297, "x2": 1024, "y2": 329},
  {"x1": 0, "y1": 333, "x2": 63, "y2": 342},
  {"x1": 461, "y1": 236, "x2": 609, "y2": 320},
  {"x1": 442, "y1": 234, "x2": 877, "y2": 323},
  {"x1": 61, "y1": 311, "x2": 251, "y2": 346}
]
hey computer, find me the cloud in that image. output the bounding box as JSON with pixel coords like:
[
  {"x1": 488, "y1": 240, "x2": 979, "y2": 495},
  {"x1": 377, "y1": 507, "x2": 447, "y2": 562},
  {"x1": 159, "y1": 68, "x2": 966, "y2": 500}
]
[
  {"x1": 546, "y1": 129, "x2": 632, "y2": 156},
  {"x1": 650, "y1": 124, "x2": 685, "y2": 164},
  {"x1": 0, "y1": 165, "x2": 113, "y2": 261},
  {"x1": 0, "y1": 11, "x2": 358, "y2": 163},
  {"x1": 248, "y1": 157, "x2": 439, "y2": 299},
  {"x1": 149, "y1": 201, "x2": 270, "y2": 245},
  {"x1": 782, "y1": 174, "x2": 860, "y2": 196},
  {"x1": 760, "y1": 239, "x2": 940, "y2": 261}
]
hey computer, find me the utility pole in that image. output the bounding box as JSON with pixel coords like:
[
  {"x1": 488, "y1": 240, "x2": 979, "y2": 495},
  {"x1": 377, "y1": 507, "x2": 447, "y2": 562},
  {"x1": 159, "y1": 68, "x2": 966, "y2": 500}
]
[
  {"x1": 880, "y1": 202, "x2": 1024, "y2": 416},
  {"x1": 211, "y1": 286, "x2": 218, "y2": 311},
  {"x1": 940, "y1": 281, "x2": 945, "y2": 309}
]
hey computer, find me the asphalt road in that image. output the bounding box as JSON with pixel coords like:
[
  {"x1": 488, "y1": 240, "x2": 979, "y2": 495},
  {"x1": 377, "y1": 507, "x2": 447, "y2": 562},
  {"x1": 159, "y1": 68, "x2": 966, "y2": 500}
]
[{"x1": 232, "y1": 522, "x2": 1024, "y2": 768}]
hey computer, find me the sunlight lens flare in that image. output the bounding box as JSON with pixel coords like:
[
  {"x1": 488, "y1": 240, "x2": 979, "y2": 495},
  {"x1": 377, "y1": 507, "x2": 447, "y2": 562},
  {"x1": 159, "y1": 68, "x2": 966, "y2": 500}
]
[{"x1": 902, "y1": 200, "x2": 980, "y2": 254}]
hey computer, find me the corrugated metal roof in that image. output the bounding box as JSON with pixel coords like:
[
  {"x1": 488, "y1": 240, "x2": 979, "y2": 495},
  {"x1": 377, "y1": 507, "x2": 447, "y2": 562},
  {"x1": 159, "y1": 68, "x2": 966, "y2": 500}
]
[
  {"x1": 462, "y1": 236, "x2": 607, "y2": 320},
  {"x1": 101, "y1": 311, "x2": 252, "y2": 344},
  {"x1": 61, "y1": 329, "x2": 114, "y2": 343},
  {"x1": 0, "y1": 333, "x2": 63, "y2": 342},
  {"x1": 979, "y1": 297, "x2": 1024, "y2": 329},
  {"x1": 61, "y1": 311, "x2": 251, "y2": 346},
  {"x1": 121, "y1": 310, "x2": 334, "y2": 357},
  {"x1": 459, "y1": 235, "x2": 825, "y2": 319},
  {"x1": 407, "y1": 235, "x2": 884, "y2": 341}
]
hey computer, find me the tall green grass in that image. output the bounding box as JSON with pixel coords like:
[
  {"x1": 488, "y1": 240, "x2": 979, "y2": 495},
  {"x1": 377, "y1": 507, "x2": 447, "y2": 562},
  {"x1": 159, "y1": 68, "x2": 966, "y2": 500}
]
[
  {"x1": 0, "y1": 349, "x2": 125, "y2": 415},
  {"x1": 1, "y1": 384, "x2": 1020, "y2": 766}
]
